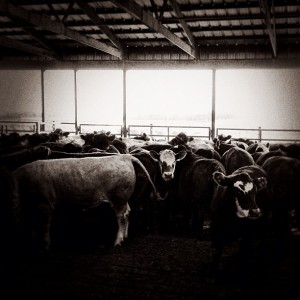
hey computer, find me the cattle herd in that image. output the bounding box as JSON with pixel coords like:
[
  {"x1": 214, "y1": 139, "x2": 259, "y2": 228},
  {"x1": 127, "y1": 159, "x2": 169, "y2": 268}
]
[{"x1": 1, "y1": 129, "x2": 300, "y2": 281}]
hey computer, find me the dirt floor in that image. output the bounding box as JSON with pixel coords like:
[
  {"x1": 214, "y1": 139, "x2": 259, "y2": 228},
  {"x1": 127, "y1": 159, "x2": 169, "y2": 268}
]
[{"x1": 2, "y1": 213, "x2": 300, "y2": 300}]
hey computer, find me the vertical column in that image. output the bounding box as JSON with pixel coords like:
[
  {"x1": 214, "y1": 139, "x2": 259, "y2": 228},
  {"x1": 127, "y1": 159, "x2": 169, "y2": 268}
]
[
  {"x1": 123, "y1": 65, "x2": 127, "y2": 137},
  {"x1": 211, "y1": 69, "x2": 216, "y2": 140},
  {"x1": 74, "y1": 70, "x2": 78, "y2": 134},
  {"x1": 40, "y1": 69, "x2": 45, "y2": 133}
]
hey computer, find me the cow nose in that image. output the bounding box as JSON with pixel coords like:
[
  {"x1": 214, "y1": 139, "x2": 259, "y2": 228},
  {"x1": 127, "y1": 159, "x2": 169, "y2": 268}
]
[
  {"x1": 162, "y1": 172, "x2": 173, "y2": 181},
  {"x1": 249, "y1": 208, "x2": 262, "y2": 219}
]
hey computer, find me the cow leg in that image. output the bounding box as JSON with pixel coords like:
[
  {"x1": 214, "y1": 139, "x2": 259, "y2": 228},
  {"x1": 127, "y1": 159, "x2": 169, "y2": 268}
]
[
  {"x1": 114, "y1": 203, "x2": 130, "y2": 246},
  {"x1": 210, "y1": 245, "x2": 223, "y2": 280},
  {"x1": 33, "y1": 202, "x2": 52, "y2": 252},
  {"x1": 191, "y1": 207, "x2": 206, "y2": 240}
]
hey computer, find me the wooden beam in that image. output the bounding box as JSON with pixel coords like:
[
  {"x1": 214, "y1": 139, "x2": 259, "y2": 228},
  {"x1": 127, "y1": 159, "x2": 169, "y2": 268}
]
[
  {"x1": 259, "y1": 0, "x2": 277, "y2": 57},
  {"x1": 0, "y1": 36, "x2": 55, "y2": 58},
  {"x1": 0, "y1": 0, "x2": 123, "y2": 59},
  {"x1": 110, "y1": 0, "x2": 195, "y2": 58},
  {"x1": 169, "y1": 0, "x2": 199, "y2": 58},
  {"x1": 75, "y1": 0, "x2": 126, "y2": 56}
]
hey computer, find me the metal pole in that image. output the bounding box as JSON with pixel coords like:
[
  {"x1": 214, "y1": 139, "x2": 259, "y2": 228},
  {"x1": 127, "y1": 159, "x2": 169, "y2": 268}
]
[
  {"x1": 40, "y1": 69, "x2": 45, "y2": 133},
  {"x1": 211, "y1": 69, "x2": 216, "y2": 140},
  {"x1": 123, "y1": 64, "x2": 127, "y2": 137},
  {"x1": 74, "y1": 70, "x2": 78, "y2": 134}
]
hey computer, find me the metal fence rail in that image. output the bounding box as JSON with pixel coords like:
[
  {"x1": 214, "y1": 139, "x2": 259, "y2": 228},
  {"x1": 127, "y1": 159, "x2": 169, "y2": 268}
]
[
  {"x1": 79, "y1": 123, "x2": 123, "y2": 136},
  {"x1": 128, "y1": 124, "x2": 211, "y2": 142},
  {"x1": 0, "y1": 121, "x2": 39, "y2": 134},
  {"x1": 1, "y1": 120, "x2": 300, "y2": 144},
  {"x1": 217, "y1": 127, "x2": 300, "y2": 143}
]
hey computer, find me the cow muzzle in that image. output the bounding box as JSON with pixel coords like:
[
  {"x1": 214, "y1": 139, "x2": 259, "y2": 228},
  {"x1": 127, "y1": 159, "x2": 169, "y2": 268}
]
[
  {"x1": 235, "y1": 199, "x2": 262, "y2": 219},
  {"x1": 248, "y1": 208, "x2": 262, "y2": 219},
  {"x1": 162, "y1": 172, "x2": 174, "y2": 181}
]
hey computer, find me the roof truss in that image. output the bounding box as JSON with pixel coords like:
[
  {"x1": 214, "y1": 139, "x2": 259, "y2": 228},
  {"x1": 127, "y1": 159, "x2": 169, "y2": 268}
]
[
  {"x1": 259, "y1": 0, "x2": 277, "y2": 57},
  {"x1": 0, "y1": 36, "x2": 55, "y2": 58},
  {"x1": 0, "y1": 0, "x2": 123, "y2": 59},
  {"x1": 110, "y1": 0, "x2": 196, "y2": 59}
]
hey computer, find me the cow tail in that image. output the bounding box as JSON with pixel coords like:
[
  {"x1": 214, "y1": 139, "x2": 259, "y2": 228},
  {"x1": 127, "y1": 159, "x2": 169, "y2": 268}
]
[{"x1": 130, "y1": 156, "x2": 164, "y2": 201}]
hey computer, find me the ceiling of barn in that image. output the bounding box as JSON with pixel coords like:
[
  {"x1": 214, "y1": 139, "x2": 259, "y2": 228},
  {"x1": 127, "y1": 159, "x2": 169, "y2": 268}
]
[{"x1": 0, "y1": 0, "x2": 299, "y2": 64}]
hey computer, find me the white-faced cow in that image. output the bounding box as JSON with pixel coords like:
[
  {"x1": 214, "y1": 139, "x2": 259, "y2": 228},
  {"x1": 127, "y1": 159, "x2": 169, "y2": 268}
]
[
  {"x1": 13, "y1": 154, "x2": 162, "y2": 252},
  {"x1": 149, "y1": 147, "x2": 187, "y2": 182},
  {"x1": 211, "y1": 165, "x2": 269, "y2": 274}
]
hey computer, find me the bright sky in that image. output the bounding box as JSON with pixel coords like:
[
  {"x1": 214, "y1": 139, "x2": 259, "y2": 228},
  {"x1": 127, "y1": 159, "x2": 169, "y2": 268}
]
[{"x1": 126, "y1": 69, "x2": 212, "y2": 126}]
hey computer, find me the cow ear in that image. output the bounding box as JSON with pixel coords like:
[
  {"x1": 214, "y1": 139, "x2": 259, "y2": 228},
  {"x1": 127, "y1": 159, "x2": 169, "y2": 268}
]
[
  {"x1": 108, "y1": 134, "x2": 116, "y2": 141},
  {"x1": 149, "y1": 150, "x2": 159, "y2": 161},
  {"x1": 175, "y1": 150, "x2": 187, "y2": 161},
  {"x1": 253, "y1": 177, "x2": 268, "y2": 191},
  {"x1": 213, "y1": 171, "x2": 228, "y2": 186}
]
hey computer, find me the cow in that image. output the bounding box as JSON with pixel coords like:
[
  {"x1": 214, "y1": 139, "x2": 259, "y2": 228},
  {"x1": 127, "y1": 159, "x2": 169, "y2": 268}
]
[
  {"x1": 0, "y1": 145, "x2": 51, "y2": 171},
  {"x1": 80, "y1": 131, "x2": 116, "y2": 153},
  {"x1": 221, "y1": 146, "x2": 255, "y2": 175},
  {"x1": 246, "y1": 141, "x2": 269, "y2": 154},
  {"x1": 12, "y1": 154, "x2": 162, "y2": 252},
  {"x1": 129, "y1": 149, "x2": 172, "y2": 234},
  {"x1": 261, "y1": 156, "x2": 300, "y2": 258},
  {"x1": 210, "y1": 165, "x2": 270, "y2": 275},
  {"x1": 133, "y1": 132, "x2": 152, "y2": 141},
  {"x1": 194, "y1": 147, "x2": 221, "y2": 161},
  {"x1": 166, "y1": 150, "x2": 226, "y2": 237},
  {"x1": 255, "y1": 143, "x2": 300, "y2": 166},
  {"x1": 255, "y1": 148, "x2": 285, "y2": 166},
  {"x1": 168, "y1": 132, "x2": 191, "y2": 147},
  {"x1": 213, "y1": 135, "x2": 237, "y2": 156},
  {"x1": 149, "y1": 146, "x2": 187, "y2": 182},
  {"x1": 187, "y1": 138, "x2": 215, "y2": 152}
]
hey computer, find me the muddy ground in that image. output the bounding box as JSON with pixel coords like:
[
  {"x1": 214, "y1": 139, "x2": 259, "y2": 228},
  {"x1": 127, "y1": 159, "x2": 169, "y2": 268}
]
[{"x1": 2, "y1": 208, "x2": 300, "y2": 300}]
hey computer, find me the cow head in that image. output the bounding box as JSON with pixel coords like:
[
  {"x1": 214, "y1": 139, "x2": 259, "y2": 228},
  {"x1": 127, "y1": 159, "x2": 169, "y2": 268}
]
[
  {"x1": 149, "y1": 149, "x2": 187, "y2": 182},
  {"x1": 213, "y1": 171, "x2": 267, "y2": 219}
]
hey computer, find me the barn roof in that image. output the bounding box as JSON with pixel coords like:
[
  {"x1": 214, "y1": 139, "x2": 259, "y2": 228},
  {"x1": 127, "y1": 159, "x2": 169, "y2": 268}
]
[{"x1": 0, "y1": 0, "x2": 299, "y2": 64}]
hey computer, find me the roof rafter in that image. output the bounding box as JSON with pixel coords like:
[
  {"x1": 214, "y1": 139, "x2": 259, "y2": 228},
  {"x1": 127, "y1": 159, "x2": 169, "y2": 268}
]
[
  {"x1": 169, "y1": 0, "x2": 199, "y2": 57},
  {"x1": 7, "y1": 15, "x2": 56, "y2": 52},
  {"x1": 110, "y1": 0, "x2": 195, "y2": 58},
  {"x1": 75, "y1": 0, "x2": 126, "y2": 57},
  {"x1": 259, "y1": 0, "x2": 277, "y2": 57},
  {"x1": 62, "y1": 0, "x2": 75, "y2": 23},
  {"x1": 0, "y1": 0, "x2": 123, "y2": 59},
  {"x1": 0, "y1": 36, "x2": 55, "y2": 58}
]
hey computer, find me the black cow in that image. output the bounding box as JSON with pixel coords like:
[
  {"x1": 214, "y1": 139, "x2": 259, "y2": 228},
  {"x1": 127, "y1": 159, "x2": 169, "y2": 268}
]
[
  {"x1": 129, "y1": 149, "x2": 171, "y2": 234},
  {"x1": 221, "y1": 146, "x2": 255, "y2": 175},
  {"x1": 151, "y1": 149, "x2": 226, "y2": 237},
  {"x1": 213, "y1": 135, "x2": 237, "y2": 156},
  {"x1": 210, "y1": 165, "x2": 269, "y2": 274},
  {"x1": 194, "y1": 147, "x2": 221, "y2": 161},
  {"x1": 80, "y1": 131, "x2": 116, "y2": 152},
  {"x1": 0, "y1": 145, "x2": 51, "y2": 171},
  {"x1": 262, "y1": 156, "x2": 300, "y2": 257},
  {"x1": 246, "y1": 142, "x2": 269, "y2": 154},
  {"x1": 255, "y1": 148, "x2": 285, "y2": 166}
]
